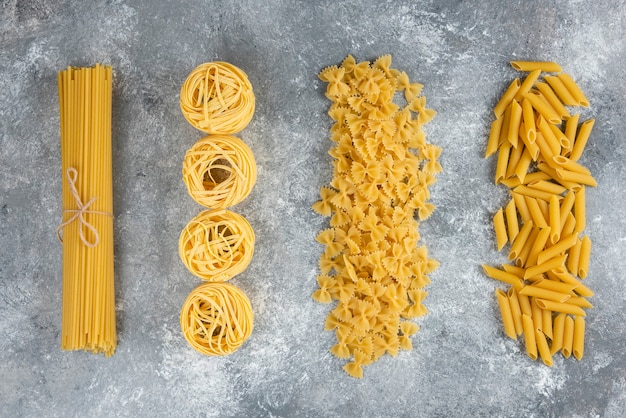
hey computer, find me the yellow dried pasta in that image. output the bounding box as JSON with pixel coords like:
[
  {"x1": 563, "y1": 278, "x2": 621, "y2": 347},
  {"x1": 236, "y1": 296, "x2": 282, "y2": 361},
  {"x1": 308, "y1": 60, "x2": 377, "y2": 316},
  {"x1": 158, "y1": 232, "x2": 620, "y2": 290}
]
[
  {"x1": 313, "y1": 55, "x2": 441, "y2": 378},
  {"x1": 182, "y1": 135, "x2": 257, "y2": 209},
  {"x1": 179, "y1": 209, "x2": 255, "y2": 282},
  {"x1": 180, "y1": 282, "x2": 253, "y2": 356},
  {"x1": 180, "y1": 61, "x2": 255, "y2": 134},
  {"x1": 483, "y1": 61, "x2": 596, "y2": 365}
]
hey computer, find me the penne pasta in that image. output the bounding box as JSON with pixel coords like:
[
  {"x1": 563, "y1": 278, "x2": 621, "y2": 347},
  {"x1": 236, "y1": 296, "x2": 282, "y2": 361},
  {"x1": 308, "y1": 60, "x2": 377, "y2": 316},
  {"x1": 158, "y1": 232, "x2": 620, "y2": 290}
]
[
  {"x1": 510, "y1": 61, "x2": 562, "y2": 73},
  {"x1": 560, "y1": 212, "x2": 577, "y2": 238},
  {"x1": 556, "y1": 168, "x2": 597, "y2": 187},
  {"x1": 518, "y1": 293, "x2": 532, "y2": 317},
  {"x1": 531, "y1": 297, "x2": 544, "y2": 332},
  {"x1": 524, "y1": 91, "x2": 561, "y2": 124},
  {"x1": 557, "y1": 73, "x2": 589, "y2": 107},
  {"x1": 578, "y1": 235, "x2": 591, "y2": 279},
  {"x1": 544, "y1": 75, "x2": 577, "y2": 106},
  {"x1": 563, "y1": 114, "x2": 580, "y2": 147},
  {"x1": 494, "y1": 78, "x2": 521, "y2": 118},
  {"x1": 535, "y1": 328, "x2": 553, "y2": 367},
  {"x1": 542, "y1": 308, "x2": 553, "y2": 340},
  {"x1": 482, "y1": 264, "x2": 524, "y2": 289},
  {"x1": 508, "y1": 99, "x2": 522, "y2": 148},
  {"x1": 507, "y1": 287, "x2": 524, "y2": 335},
  {"x1": 486, "y1": 116, "x2": 504, "y2": 158},
  {"x1": 526, "y1": 227, "x2": 551, "y2": 267},
  {"x1": 536, "y1": 115, "x2": 561, "y2": 156},
  {"x1": 567, "y1": 237, "x2": 583, "y2": 276},
  {"x1": 558, "y1": 191, "x2": 576, "y2": 231},
  {"x1": 521, "y1": 99, "x2": 536, "y2": 143},
  {"x1": 495, "y1": 141, "x2": 512, "y2": 184},
  {"x1": 514, "y1": 149, "x2": 533, "y2": 183},
  {"x1": 505, "y1": 199, "x2": 519, "y2": 243},
  {"x1": 569, "y1": 119, "x2": 595, "y2": 162},
  {"x1": 535, "y1": 299, "x2": 586, "y2": 317},
  {"x1": 511, "y1": 192, "x2": 532, "y2": 223},
  {"x1": 509, "y1": 220, "x2": 534, "y2": 260},
  {"x1": 506, "y1": 141, "x2": 525, "y2": 179},
  {"x1": 549, "y1": 194, "x2": 561, "y2": 244},
  {"x1": 525, "y1": 196, "x2": 549, "y2": 228},
  {"x1": 519, "y1": 286, "x2": 571, "y2": 303},
  {"x1": 572, "y1": 316, "x2": 585, "y2": 360},
  {"x1": 517, "y1": 227, "x2": 540, "y2": 268},
  {"x1": 537, "y1": 232, "x2": 578, "y2": 265},
  {"x1": 535, "y1": 82, "x2": 570, "y2": 119},
  {"x1": 493, "y1": 208, "x2": 508, "y2": 251},
  {"x1": 515, "y1": 69, "x2": 542, "y2": 102},
  {"x1": 523, "y1": 254, "x2": 567, "y2": 279},
  {"x1": 522, "y1": 314, "x2": 538, "y2": 361},
  {"x1": 561, "y1": 315, "x2": 575, "y2": 358},
  {"x1": 566, "y1": 297, "x2": 593, "y2": 309},
  {"x1": 533, "y1": 279, "x2": 577, "y2": 295},
  {"x1": 550, "y1": 313, "x2": 566, "y2": 355},
  {"x1": 549, "y1": 267, "x2": 594, "y2": 297},
  {"x1": 574, "y1": 187, "x2": 586, "y2": 233},
  {"x1": 553, "y1": 155, "x2": 591, "y2": 176},
  {"x1": 496, "y1": 289, "x2": 517, "y2": 339},
  {"x1": 527, "y1": 179, "x2": 567, "y2": 196}
]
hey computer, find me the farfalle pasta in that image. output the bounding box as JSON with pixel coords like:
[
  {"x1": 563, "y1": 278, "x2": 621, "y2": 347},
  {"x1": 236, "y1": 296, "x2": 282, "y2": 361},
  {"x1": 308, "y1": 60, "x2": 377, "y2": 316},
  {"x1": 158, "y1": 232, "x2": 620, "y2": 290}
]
[
  {"x1": 312, "y1": 55, "x2": 441, "y2": 378},
  {"x1": 483, "y1": 61, "x2": 595, "y2": 366}
]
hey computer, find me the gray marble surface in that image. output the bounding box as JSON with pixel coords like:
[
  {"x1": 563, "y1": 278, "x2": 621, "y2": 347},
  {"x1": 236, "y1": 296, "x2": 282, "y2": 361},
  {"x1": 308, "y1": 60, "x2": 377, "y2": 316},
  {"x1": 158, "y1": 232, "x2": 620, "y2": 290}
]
[{"x1": 1, "y1": 0, "x2": 625, "y2": 416}]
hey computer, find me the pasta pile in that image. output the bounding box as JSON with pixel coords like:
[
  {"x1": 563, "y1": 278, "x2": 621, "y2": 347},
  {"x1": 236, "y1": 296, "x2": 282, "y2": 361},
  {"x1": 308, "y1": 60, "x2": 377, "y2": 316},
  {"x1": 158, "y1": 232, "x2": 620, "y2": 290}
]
[
  {"x1": 57, "y1": 64, "x2": 116, "y2": 356},
  {"x1": 483, "y1": 61, "x2": 596, "y2": 366},
  {"x1": 180, "y1": 61, "x2": 255, "y2": 135},
  {"x1": 178, "y1": 62, "x2": 257, "y2": 356},
  {"x1": 180, "y1": 282, "x2": 253, "y2": 356},
  {"x1": 179, "y1": 209, "x2": 255, "y2": 282},
  {"x1": 312, "y1": 55, "x2": 441, "y2": 378},
  {"x1": 182, "y1": 135, "x2": 257, "y2": 209}
]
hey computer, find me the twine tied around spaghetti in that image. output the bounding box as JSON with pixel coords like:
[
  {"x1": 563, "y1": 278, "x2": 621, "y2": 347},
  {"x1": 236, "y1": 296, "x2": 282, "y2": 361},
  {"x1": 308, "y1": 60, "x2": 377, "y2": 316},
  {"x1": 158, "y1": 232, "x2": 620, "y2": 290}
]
[{"x1": 56, "y1": 167, "x2": 112, "y2": 248}]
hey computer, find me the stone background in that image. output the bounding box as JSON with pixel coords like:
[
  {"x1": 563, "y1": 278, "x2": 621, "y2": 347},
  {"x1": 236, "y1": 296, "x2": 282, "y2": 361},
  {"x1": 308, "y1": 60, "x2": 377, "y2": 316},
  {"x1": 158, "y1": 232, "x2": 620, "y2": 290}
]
[{"x1": 1, "y1": 0, "x2": 625, "y2": 416}]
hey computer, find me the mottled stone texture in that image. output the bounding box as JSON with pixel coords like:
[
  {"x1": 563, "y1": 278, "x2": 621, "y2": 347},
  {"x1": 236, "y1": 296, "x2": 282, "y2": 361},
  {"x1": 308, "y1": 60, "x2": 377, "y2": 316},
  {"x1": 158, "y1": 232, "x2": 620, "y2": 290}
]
[{"x1": 1, "y1": 0, "x2": 625, "y2": 416}]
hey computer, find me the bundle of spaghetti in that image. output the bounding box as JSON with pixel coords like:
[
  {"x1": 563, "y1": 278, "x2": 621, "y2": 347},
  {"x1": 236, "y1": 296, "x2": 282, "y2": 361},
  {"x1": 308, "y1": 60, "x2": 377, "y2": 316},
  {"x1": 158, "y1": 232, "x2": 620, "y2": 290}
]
[
  {"x1": 180, "y1": 282, "x2": 254, "y2": 356},
  {"x1": 182, "y1": 135, "x2": 257, "y2": 209},
  {"x1": 179, "y1": 209, "x2": 255, "y2": 282},
  {"x1": 312, "y1": 55, "x2": 441, "y2": 378},
  {"x1": 57, "y1": 64, "x2": 116, "y2": 356},
  {"x1": 180, "y1": 62, "x2": 255, "y2": 135},
  {"x1": 483, "y1": 61, "x2": 596, "y2": 366}
]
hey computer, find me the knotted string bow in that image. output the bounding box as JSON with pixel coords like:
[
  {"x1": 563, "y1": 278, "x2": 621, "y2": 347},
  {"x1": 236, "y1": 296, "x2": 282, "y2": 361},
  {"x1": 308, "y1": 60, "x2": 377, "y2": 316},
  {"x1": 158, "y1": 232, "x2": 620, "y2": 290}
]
[{"x1": 56, "y1": 167, "x2": 112, "y2": 248}]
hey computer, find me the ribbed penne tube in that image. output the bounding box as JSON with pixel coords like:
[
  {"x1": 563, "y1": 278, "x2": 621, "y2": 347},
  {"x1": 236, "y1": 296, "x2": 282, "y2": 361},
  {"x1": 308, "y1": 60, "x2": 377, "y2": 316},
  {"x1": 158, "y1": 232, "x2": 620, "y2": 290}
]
[
  {"x1": 549, "y1": 123, "x2": 570, "y2": 149},
  {"x1": 506, "y1": 142, "x2": 525, "y2": 179},
  {"x1": 557, "y1": 73, "x2": 589, "y2": 107},
  {"x1": 535, "y1": 328, "x2": 553, "y2": 367},
  {"x1": 549, "y1": 267, "x2": 594, "y2": 297},
  {"x1": 519, "y1": 286, "x2": 571, "y2": 303},
  {"x1": 522, "y1": 314, "x2": 538, "y2": 361},
  {"x1": 525, "y1": 196, "x2": 549, "y2": 228},
  {"x1": 527, "y1": 227, "x2": 551, "y2": 267},
  {"x1": 549, "y1": 194, "x2": 561, "y2": 244},
  {"x1": 515, "y1": 184, "x2": 556, "y2": 202},
  {"x1": 533, "y1": 279, "x2": 577, "y2": 295},
  {"x1": 536, "y1": 115, "x2": 561, "y2": 156},
  {"x1": 495, "y1": 142, "x2": 512, "y2": 184},
  {"x1": 556, "y1": 168, "x2": 597, "y2": 188},
  {"x1": 531, "y1": 297, "x2": 543, "y2": 331},
  {"x1": 561, "y1": 213, "x2": 577, "y2": 238},
  {"x1": 482, "y1": 264, "x2": 524, "y2": 289},
  {"x1": 512, "y1": 192, "x2": 532, "y2": 222},
  {"x1": 535, "y1": 82, "x2": 570, "y2": 119},
  {"x1": 569, "y1": 119, "x2": 595, "y2": 161},
  {"x1": 493, "y1": 208, "x2": 508, "y2": 251},
  {"x1": 542, "y1": 308, "x2": 553, "y2": 340},
  {"x1": 514, "y1": 149, "x2": 533, "y2": 183},
  {"x1": 523, "y1": 254, "x2": 567, "y2": 279},
  {"x1": 553, "y1": 156, "x2": 591, "y2": 176},
  {"x1": 537, "y1": 232, "x2": 578, "y2": 265},
  {"x1": 567, "y1": 297, "x2": 593, "y2": 309},
  {"x1": 486, "y1": 116, "x2": 504, "y2": 158},
  {"x1": 537, "y1": 162, "x2": 581, "y2": 191},
  {"x1": 561, "y1": 315, "x2": 575, "y2": 358},
  {"x1": 507, "y1": 99, "x2": 522, "y2": 148},
  {"x1": 572, "y1": 316, "x2": 585, "y2": 360},
  {"x1": 535, "y1": 299, "x2": 586, "y2": 317},
  {"x1": 494, "y1": 78, "x2": 521, "y2": 118},
  {"x1": 510, "y1": 61, "x2": 562, "y2": 73},
  {"x1": 524, "y1": 91, "x2": 561, "y2": 124},
  {"x1": 574, "y1": 187, "x2": 586, "y2": 233},
  {"x1": 515, "y1": 69, "x2": 541, "y2": 102},
  {"x1": 558, "y1": 191, "x2": 576, "y2": 231},
  {"x1": 517, "y1": 227, "x2": 540, "y2": 268},
  {"x1": 518, "y1": 292, "x2": 532, "y2": 316},
  {"x1": 509, "y1": 220, "x2": 534, "y2": 260},
  {"x1": 496, "y1": 289, "x2": 517, "y2": 339},
  {"x1": 567, "y1": 237, "x2": 583, "y2": 275},
  {"x1": 527, "y1": 179, "x2": 567, "y2": 196},
  {"x1": 507, "y1": 287, "x2": 524, "y2": 335},
  {"x1": 505, "y1": 199, "x2": 519, "y2": 243},
  {"x1": 544, "y1": 75, "x2": 577, "y2": 106},
  {"x1": 564, "y1": 114, "x2": 580, "y2": 146},
  {"x1": 550, "y1": 312, "x2": 566, "y2": 355},
  {"x1": 578, "y1": 235, "x2": 591, "y2": 279},
  {"x1": 521, "y1": 98, "x2": 536, "y2": 143}
]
